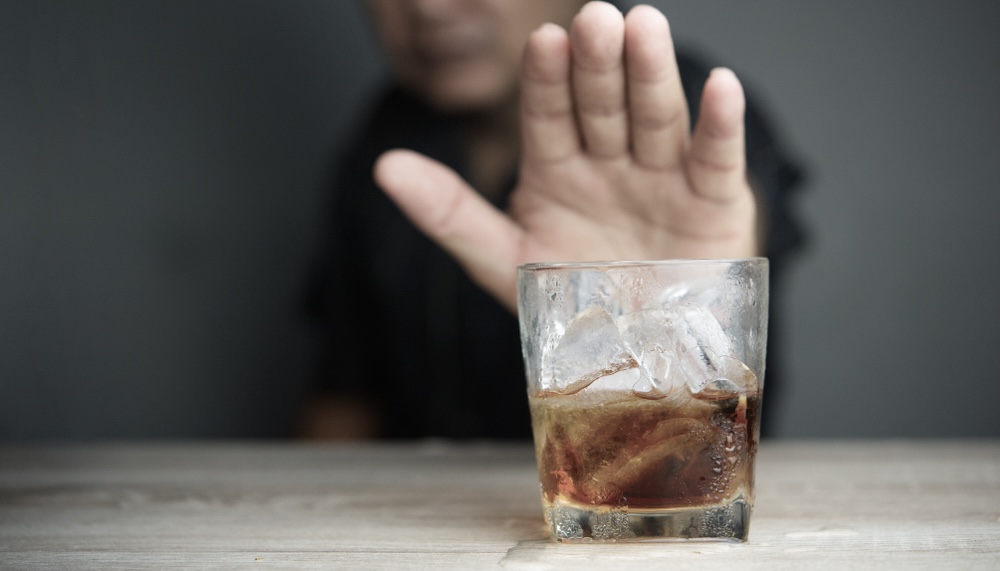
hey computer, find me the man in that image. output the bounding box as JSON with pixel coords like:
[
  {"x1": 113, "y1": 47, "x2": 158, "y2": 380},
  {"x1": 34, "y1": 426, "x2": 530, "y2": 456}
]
[{"x1": 302, "y1": 1, "x2": 803, "y2": 438}]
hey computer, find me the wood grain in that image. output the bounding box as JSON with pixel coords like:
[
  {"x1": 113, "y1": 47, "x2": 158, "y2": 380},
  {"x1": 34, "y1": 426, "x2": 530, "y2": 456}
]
[{"x1": 1, "y1": 441, "x2": 998, "y2": 569}]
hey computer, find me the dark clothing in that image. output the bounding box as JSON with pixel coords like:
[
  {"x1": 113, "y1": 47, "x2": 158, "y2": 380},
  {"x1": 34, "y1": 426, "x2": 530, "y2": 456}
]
[{"x1": 307, "y1": 51, "x2": 804, "y2": 439}]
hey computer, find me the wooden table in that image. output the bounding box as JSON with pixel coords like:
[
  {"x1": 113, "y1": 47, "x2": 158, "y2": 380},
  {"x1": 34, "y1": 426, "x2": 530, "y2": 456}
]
[{"x1": 1, "y1": 441, "x2": 998, "y2": 569}]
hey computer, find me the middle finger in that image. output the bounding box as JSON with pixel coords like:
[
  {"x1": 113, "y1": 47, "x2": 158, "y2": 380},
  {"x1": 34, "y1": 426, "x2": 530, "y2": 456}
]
[{"x1": 570, "y1": 2, "x2": 628, "y2": 159}]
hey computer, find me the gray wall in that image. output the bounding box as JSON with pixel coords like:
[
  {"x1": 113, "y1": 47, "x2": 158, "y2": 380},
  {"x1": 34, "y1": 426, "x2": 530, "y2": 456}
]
[
  {"x1": 0, "y1": 1, "x2": 384, "y2": 438},
  {"x1": 1, "y1": 1, "x2": 998, "y2": 439},
  {"x1": 650, "y1": 0, "x2": 1000, "y2": 437}
]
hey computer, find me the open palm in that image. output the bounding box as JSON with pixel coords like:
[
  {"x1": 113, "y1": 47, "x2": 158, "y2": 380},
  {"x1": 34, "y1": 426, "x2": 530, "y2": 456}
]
[{"x1": 375, "y1": 2, "x2": 757, "y2": 311}]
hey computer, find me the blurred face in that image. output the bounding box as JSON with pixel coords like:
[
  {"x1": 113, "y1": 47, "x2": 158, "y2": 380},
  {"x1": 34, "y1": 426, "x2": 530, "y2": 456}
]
[{"x1": 366, "y1": 0, "x2": 585, "y2": 112}]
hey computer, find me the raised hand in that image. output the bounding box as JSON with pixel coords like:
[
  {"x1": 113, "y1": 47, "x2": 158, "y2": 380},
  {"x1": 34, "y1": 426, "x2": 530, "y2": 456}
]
[{"x1": 374, "y1": 2, "x2": 757, "y2": 311}]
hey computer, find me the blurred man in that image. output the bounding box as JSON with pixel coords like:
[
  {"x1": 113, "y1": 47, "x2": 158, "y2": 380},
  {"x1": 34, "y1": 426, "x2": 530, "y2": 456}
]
[{"x1": 302, "y1": 1, "x2": 803, "y2": 439}]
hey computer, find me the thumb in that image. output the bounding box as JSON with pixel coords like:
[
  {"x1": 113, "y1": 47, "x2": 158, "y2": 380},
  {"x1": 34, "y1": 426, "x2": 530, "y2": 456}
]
[{"x1": 373, "y1": 149, "x2": 525, "y2": 310}]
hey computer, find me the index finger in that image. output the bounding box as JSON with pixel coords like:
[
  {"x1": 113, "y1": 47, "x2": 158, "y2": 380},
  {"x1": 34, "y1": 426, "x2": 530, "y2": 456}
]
[{"x1": 521, "y1": 23, "x2": 578, "y2": 165}]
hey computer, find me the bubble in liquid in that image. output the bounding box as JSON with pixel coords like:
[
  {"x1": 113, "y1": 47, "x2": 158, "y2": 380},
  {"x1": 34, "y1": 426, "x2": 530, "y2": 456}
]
[
  {"x1": 590, "y1": 510, "x2": 634, "y2": 540},
  {"x1": 724, "y1": 432, "x2": 737, "y2": 453},
  {"x1": 547, "y1": 506, "x2": 583, "y2": 540}
]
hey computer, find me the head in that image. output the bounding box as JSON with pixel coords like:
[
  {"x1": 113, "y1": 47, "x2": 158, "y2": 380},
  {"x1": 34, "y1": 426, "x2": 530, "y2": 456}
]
[{"x1": 365, "y1": 0, "x2": 588, "y2": 113}]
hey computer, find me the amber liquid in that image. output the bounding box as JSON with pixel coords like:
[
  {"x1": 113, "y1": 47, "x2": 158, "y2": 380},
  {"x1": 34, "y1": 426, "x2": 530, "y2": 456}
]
[{"x1": 530, "y1": 388, "x2": 759, "y2": 514}]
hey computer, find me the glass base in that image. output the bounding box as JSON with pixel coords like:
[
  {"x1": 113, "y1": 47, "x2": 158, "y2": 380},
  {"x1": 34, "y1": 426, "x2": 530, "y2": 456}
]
[{"x1": 544, "y1": 498, "x2": 751, "y2": 542}]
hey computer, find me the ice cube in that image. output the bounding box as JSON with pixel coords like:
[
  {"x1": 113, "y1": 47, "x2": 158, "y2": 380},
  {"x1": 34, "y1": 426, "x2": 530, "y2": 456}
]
[
  {"x1": 615, "y1": 308, "x2": 686, "y2": 398},
  {"x1": 667, "y1": 304, "x2": 757, "y2": 395},
  {"x1": 631, "y1": 350, "x2": 675, "y2": 399},
  {"x1": 542, "y1": 305, "x2": 637, "y2": 394},
  {"x1": 672, "y1": 304, "x2": 732, "y2": 355},
  {"x1": 612, "y1": 303, "x2": 757, "y2": 398},
  {"x1": 693, "y1": 350, "x2": 759, "y2": 398},
  {"x1": 661, "y1": 304, "x2": 729, "y2": 393},
  {"x1": 579, "y1": 367, "x2": 641, "y2": 396}
]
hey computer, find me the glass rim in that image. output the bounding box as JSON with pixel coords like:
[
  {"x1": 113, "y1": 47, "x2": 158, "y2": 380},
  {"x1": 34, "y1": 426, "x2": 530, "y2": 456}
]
[{"x1": 517, "y1": 257, "x2": 768, "y2": 272}]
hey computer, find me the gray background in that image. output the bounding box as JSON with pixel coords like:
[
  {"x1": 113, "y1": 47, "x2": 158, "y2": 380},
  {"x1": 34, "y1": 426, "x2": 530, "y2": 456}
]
[{"x1": 1, "y1": 1, "x2": 998, "y2": 439}]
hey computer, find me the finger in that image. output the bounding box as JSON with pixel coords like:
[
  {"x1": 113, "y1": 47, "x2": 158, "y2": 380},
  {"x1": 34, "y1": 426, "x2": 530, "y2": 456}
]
[
  {"x1": 521, "y1": 23, "x2": 577, "y2": 164},
  {"x1": 624, "y1": 5, "x2": 690, "y2": 170},
  {"x1": 570, "y1": 1, "x2": 628, "y2": 159},
  {"x1": 374, "y1": 149, "x2": 524, "y2": 310},
  {"x1": 688, "y1": 68, "x2": 748, "y2": 202}
]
